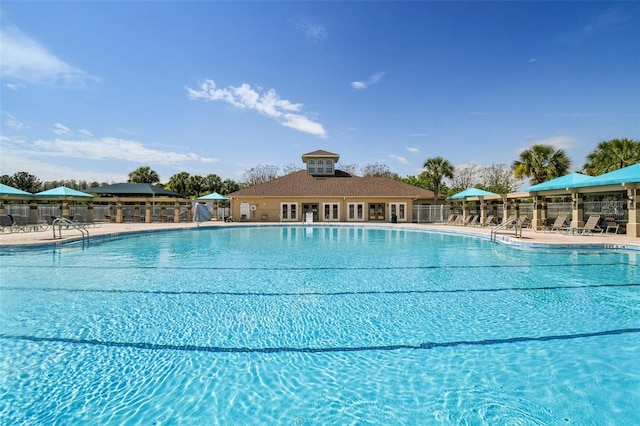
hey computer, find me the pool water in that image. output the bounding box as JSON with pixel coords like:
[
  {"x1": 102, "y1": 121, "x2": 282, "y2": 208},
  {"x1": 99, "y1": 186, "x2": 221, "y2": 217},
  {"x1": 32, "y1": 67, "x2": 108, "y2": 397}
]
[{"x1": 1, "y1": 226, "x2": 639, "y2": 424}]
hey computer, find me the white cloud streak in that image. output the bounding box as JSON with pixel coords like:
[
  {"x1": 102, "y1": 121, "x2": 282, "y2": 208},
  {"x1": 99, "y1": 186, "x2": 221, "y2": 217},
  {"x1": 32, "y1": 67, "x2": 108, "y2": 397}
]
[
  {"x1": 389, "y1": 154, "x2": 409, "y2": 165},
  {"x1": 406, "y1": 147, "x2": 421, "y2": 155},
  {"x1": 351, "y1": 72, "x2": 385, "y2": 90},
  {"x1": 295, "y1": 19, "x2": 328, "y2": 42},
  {"x1": 0, "y1": 24, "x2": 99, "y2": 86},
  {"x1": 53, "y1": 122, "x2": 73, "y2": 135},
  {"x1": 2, "y1": 112, "x2": 29, "y2": 130},
  {"x1": 186, "y1": 79, "x2": 326, "y2": 137}
]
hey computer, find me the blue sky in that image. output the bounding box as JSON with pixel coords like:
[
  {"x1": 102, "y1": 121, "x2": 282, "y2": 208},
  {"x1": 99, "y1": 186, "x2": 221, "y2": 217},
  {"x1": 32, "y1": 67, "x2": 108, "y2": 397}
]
[{"x1": 1, "y1": 1, "x2": 639, "y2": 185}]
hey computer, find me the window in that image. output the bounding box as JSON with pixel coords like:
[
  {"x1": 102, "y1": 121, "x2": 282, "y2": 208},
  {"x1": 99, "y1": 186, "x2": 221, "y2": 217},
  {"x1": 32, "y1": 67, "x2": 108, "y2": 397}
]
[
  {"x1": 323, "y1": 203, "x2": 339, "y2": 221},
  {"x1": 325, "y1": 160, "x2": 333, "y2": 174},
  {"x1": 389, "y1": 203, "x2": 407, "y2": 221},
  {"x1": 308, "y1": 160, "x2": 316, "y2": 174},
  {"x1": 347, "y1": 203, "x2": 365, "y2": 221},
  {"x1": 317, "y1": 160, "x2": 324, "y2": 174},
  {"x1": 281, "y1": 203, "x2": 298, "y2": 221}
]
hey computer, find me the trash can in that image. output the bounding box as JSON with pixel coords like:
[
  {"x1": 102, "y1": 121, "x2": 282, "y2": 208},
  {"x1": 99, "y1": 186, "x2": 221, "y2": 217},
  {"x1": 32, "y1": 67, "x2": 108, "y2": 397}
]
[{"x1": 391, "y1": 214, "x2": 397, "y2": 223}]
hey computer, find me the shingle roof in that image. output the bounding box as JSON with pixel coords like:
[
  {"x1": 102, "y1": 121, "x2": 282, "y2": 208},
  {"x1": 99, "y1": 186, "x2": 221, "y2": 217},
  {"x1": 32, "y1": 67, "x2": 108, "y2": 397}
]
[{"x1": 229, "y1": 170, "x2": 438, "y2": 198}]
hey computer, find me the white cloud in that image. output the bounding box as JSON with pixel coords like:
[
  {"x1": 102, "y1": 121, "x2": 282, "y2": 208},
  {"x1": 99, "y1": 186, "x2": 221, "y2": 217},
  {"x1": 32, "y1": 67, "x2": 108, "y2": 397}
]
[
  {"x1": 410, "y1": 133, "x2": 430, "y2": 137},
  {"x1": 4, "y1": 82, "x2": 26, "y2": 90},
  {"x1": 389, "y1": 154, "x2": 409, "y2": 165},
  {"x1": 351, "y1": 72, "x2": 385, "y2": 90},
  {"x1": 78, "y1": 129, "x2": 94, "y2": 137},
  {"x1": 200, "y1": 157, "x2": 219, "y2": 163},
  {"x1": 31, "y1": 137, "x2": 201, "y2": 165},
  {"x1": 53, "y1": 122, "x2": 73, "y2": 135},
  {"x1": 2, "y1": 112, "x2": 29, "y2": 130},
  {"x1": 528, "y1": 58, "x2": 537, "y2": 63},
  {"x1": 186, "y1": 79, "x2": 326, "y2": 137},
  {"x1": 530, "y1": 136, "x2": 576, "y2": 151},
  {"x1": 406, "y1": 147, "x2": 421, "y2": 155},
  {"x1": 295, "y1": 19, "x2": 328, "y2": 42},
  {"x1": 0, "y1": 24, "x2": 99, "y2": 86}
]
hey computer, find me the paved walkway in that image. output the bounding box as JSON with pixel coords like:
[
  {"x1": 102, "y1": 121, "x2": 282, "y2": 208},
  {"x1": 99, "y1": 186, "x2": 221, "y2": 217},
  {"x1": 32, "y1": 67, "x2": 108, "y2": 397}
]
[{"x1": 0, "y1": 221, "x2": 637, "y2": 250}]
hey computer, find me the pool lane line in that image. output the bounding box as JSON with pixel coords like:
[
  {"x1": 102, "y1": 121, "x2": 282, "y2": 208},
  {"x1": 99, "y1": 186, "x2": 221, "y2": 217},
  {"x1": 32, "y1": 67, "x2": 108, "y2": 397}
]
[
  {"x1": 1, "y1": 282, "x2": 638, "y2": 297},
  {"x1": 1, "y1": 261, "x2": 632, "y2": 271},
  {"x1": 1, "y1": 328, "x2": 639, "y2": 355}
]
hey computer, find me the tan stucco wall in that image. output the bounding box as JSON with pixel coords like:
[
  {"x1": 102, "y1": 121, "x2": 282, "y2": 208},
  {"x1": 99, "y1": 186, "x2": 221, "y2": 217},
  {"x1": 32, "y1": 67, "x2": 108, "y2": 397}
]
[{"x1": 228, "y1": 197, "x2": 419, "y2": 223}]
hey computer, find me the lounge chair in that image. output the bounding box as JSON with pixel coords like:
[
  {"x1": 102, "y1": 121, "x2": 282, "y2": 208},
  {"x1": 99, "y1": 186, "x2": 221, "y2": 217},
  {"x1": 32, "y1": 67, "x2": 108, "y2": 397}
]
[
  {"x1": 0, "y1": 215, "x2": 14, "y2": 233},
  {"x1": 450, "y1": 215, "x2": 463, "y2": 226},
  {"x1": 518, "y1": 214, "x2": 530, "y2": 228},
  {"x1": 544, "y1": 215, "x2": 568, "y2": 232},
  {"x1": 573, "y1": 215, "x2": 604, "y2": 235},
  {"x1": 481, "y1": 215, "x2": 494, "y2": 227},
  {"x1": 444, "y1": 214, "x2": 456, "y2": 224},
  {"x1": 466, "y1": 215, "x2": 479, "y2": 226},
  {"x1": 604, "y1": 217, "x2": 620, "y2": 234}
]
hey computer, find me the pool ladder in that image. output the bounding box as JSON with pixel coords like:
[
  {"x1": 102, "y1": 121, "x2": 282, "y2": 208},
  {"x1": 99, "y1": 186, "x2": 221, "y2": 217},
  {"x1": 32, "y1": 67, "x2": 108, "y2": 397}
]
[
  {"x1": 52, "y1": 217, "x2": 89, "y2": 240},
  {"x1": 490, "y1": 216, "x2": 522, "y2": 242}
]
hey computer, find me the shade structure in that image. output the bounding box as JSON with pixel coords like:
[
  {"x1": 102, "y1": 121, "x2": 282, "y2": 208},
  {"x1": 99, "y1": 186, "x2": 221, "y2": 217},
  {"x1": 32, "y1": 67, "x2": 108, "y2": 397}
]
[
  {"x1": 197, "y1": 192, "x2": 229, "y2": 201},
  {"x1": 35, "y1": 186, "x2": 93, "y2": 198},
  {"x1": 570, "y1": 164, "x2": 640, "y2": 189},
  {"x1": 448, "y1": 188, "x2": 497, "y2": 200},
  {"x1": 525, "y1": 173, "x2": 594, "y2": 192},
  {"x1": 0, "y1": 183, "x2": 33, "y2": 197},
  {"x1": 86, "y1": 183, "x2": 184, "y2": 197}
]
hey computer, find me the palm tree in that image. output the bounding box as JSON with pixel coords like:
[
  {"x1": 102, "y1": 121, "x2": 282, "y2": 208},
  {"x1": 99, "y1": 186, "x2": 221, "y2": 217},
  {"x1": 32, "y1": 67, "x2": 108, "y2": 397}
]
[
  {"x1": 188, "y1": 175, "x2": 205, "y2": 198},
  {"x1": 166, "y1": 172, "x2": 190, "y2": 196},
  {"x1": 203, "y1": 173, "x2": 222, "y2": 194},
  {"x1": 512, "y1": 144, "x2": 571, "y2": 185},
  {"x1": 583, "y1": 138, "x2": 640, "y2": 175},
  {"x1": 128, "y1": 166, "x2": 160, "y2": 184},
  {"x1": 422, "y1": 157, "x2": 454, "y2": 203}
]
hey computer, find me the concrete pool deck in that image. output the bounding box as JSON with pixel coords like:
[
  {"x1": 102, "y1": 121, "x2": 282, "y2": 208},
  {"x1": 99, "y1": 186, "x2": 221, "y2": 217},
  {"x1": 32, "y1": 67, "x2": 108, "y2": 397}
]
[{"x1": 1, "y1": 220, "x2": 638, "y2": 250}]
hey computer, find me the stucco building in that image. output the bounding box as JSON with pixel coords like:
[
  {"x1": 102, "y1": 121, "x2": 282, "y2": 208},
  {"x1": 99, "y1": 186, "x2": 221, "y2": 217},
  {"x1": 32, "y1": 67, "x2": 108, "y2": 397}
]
[{"x1": 227, "y1": 150, "x2": 441, "y2": 223}]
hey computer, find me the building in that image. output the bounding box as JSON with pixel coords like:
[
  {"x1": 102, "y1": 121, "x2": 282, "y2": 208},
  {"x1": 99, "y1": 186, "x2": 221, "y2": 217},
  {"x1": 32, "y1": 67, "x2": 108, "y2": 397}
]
[{"x1": 227, "y1": 150, "x2": 441, "y2": 223}]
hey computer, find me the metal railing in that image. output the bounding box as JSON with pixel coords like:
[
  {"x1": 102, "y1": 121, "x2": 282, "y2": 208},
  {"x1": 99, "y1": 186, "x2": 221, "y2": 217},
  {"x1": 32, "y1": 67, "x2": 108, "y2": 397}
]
[
  {"x1": 490, "y1": 216, "x2": 521, "y2": 242},
  {"x1": 52, "y1": 217, "x2": 89, "y2": 240}
]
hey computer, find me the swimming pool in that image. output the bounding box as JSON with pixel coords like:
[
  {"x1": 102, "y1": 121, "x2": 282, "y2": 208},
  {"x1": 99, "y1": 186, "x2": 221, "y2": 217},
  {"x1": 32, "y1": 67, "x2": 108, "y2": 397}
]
[{"x1": 1, "y1": 225, "x2": 638, "y2": 424}]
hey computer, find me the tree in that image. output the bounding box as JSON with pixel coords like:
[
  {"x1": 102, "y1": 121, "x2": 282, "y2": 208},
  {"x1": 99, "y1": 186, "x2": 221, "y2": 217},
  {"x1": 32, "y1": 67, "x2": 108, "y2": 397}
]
[
  {"x1": 281, "y1": 163, "x2": 304, "y2": 175},
  {"x1": 336, "y1": 163, "x2": 359, "y2": 176},
  {"x1": 583, "y1": 138, "x2": 640, "y2": 176},
  {"x1": 203, "y1": 173, "x2": 222, "y2": 194},
  {"x1": 512, "y1": 144, "x2": 571, "y2": 185},
  {"x1": 422, "y1": 157, "x2": 454, "y2": 203},
  {"x1": 450, "y1": 164, "x2": 479, "y2": 194},
  {"x1": 243, "y1": 164, "x2": 279, "y2": 186},
  {"x1": 359, "y1": 162, "x2": 401, "y2": 180},
  {"x1": 166, "y1": 172, "x2": 190, "y2": 196},
  {"x1": 128, "y1": 166, "x2": 160, "y2": 184},
  {"x1": 0, "y1": 175, "x2": 14, "y2": 186},
  {"x1": 480, "y1": 164, "x2": 521, "y2": 194},
  {"x1": 220, "y1": 178, "x2": 240, "y2": 195},
  {"x1": 188, "y1": 175, "x2": 205, "y2": 198},
  {"x1": 11, "y1": 171, "x2": 42, "y2": 193}
]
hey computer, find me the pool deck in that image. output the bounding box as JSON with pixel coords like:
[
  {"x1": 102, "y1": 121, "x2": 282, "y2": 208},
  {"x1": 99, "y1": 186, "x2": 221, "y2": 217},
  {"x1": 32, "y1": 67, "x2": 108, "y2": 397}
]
[{"x1": 1, "y1": 220, "x2": 638, "y2": 250}]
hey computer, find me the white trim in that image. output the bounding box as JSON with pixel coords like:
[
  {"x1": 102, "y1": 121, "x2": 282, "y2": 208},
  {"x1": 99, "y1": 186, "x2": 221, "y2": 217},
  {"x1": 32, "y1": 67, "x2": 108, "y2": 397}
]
[
  {"x1": 280, "y1": 202, "x2": 298, "y2": 221},
  {"x1": 322, "y1": 202, "x2": 340, "y2": 221},
  {"x1": 347, "y1": 202, "x2": 365, "y2": 221}
]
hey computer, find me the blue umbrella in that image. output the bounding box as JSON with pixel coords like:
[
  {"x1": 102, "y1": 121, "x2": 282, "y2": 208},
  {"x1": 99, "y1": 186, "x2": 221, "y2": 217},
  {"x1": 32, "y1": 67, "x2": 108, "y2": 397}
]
[
  {"x1": 448, "y1": 188, "x2": 497, "y2": 200},
  {"x1": 35, "y1": 186, "x2": 93, "y2": 198}
]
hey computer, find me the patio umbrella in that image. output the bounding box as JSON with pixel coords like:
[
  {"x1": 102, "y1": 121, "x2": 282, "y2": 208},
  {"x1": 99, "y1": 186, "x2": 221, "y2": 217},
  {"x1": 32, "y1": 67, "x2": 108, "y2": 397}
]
[
  {"x1": 448, "y1": 188, "x2": 497, "y2": 200},
  {"x1": 197, "y1": 192, "x2": 229, "y2": 201},
  {"x1": 0, "y1": 183, "x2": 33, "y2": 197},
  {"x1": 197, "y1": 192, "x2": 230, "y2": 220},
  {"x1": 34, "y1": 186, "x2": 94, "y2": 198}
]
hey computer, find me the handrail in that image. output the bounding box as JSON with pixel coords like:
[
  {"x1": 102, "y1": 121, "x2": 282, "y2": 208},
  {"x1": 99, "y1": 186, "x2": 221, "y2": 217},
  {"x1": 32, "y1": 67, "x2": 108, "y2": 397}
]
[
  {"x1": 490, "y1": 216, "x2": 521, "y2": 242},
  {"x1": 52, "y1": 218, "x2": 89, "y2": 240}
]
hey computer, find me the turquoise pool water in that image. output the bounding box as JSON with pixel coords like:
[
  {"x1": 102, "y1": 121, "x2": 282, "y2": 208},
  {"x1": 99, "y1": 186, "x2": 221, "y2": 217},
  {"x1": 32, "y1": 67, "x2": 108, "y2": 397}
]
[{"x1": 1, "y1": 226, "x2": 639, "y2": 424}]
